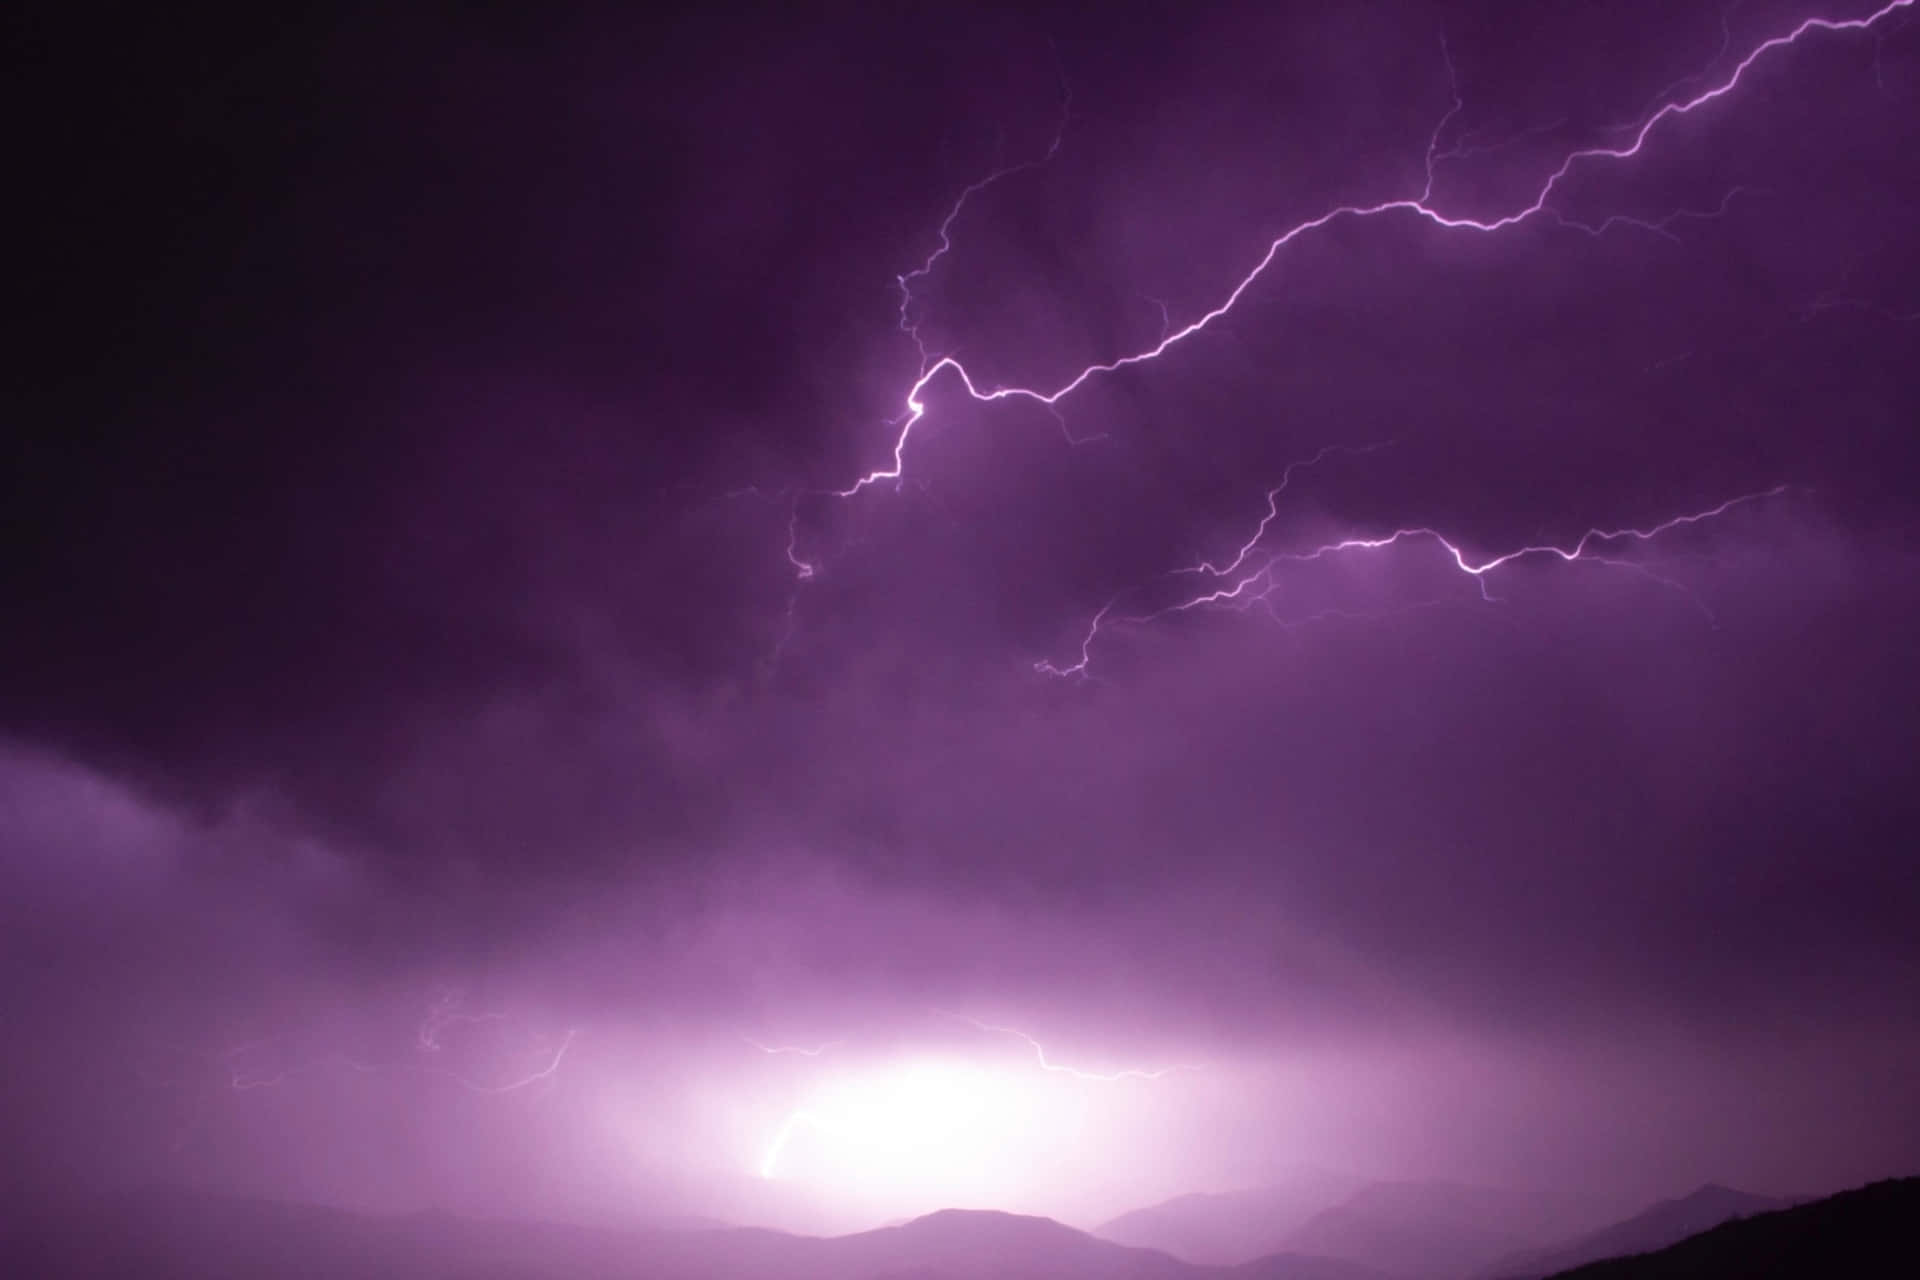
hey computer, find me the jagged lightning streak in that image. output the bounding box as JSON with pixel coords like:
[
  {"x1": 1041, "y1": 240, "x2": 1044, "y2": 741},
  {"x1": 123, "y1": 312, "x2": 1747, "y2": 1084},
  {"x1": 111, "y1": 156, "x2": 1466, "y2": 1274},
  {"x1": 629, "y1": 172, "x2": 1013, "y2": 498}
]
[
  {"x1": 148, "y1": 990, "x2": 579, "y2": 1156},
  {"x1": 1037, "y1": 440, "x2": 1392, "y2": 677},
  {"x1": 1606, "y1": 0, "x2": 1744, "y2": 136},
  {"x1": 780, "y1": 2, "x2": 1911, "y2": 664},
  {"x1": 939, "y1": 1010, "x2": 1197, "y2": 1082},
  {"x1": 213, "y1": 1028, "x2": 579, "y2": 1095},
  {"x1": 758, "y1": 1108, "x2": 829, "y2": 1179},
  {"x1": 1174, "y1": 485, "x2": 1793, "y2": 610},
  {"x1": 743, "y1": 1034, "x2": 843, "y2": 1057},
  {"x1": 153, "y1": 1021, "x2": 578, "y2": 1152},
  {"x1": 1052, "y1": 485, "x2": 1797, "y2": 679},
  {"x1": 835, "y1": 4, "x2": 1917, "y2": 490},
  {"x1": 1428, "y1": 112, "x2": 1569, "y2": 167},
  {"x1": 416, "y1": 984, "x2": 508, "y2": 1053},
  {"x1": 1043, "y1": 485, "x2": 1792, "y2": 678},
  {"x1": 241, "y1": 1028, "x2": 576, "y2": 1096},
  {"x1": 743, "y1": 1034, "x2": 840, "y2": 1178},
  {"x1": 895, "y1": 81, "x2": 1072, "y2": 364},
  {"x1": 1177, "y1": 441, "x2": 1395, "y2": 580},
  {"x1": 1553, "y1": 183, "x2": 1756, "y2": 244},
  {"x1": 778, "y1": 76, "x2": 1072, "y2": 586}
]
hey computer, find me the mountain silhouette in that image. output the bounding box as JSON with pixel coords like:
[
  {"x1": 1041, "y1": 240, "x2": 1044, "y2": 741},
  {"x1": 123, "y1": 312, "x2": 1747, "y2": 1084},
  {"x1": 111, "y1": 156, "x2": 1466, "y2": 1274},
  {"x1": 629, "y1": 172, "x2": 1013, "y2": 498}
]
[
  {"x1": 1093, "y1": 1167, "x2": 1369, "y2": 1264},
  {"x1": 5, "y1": 1186, "x2": 1387, "y2": 1279},
  {"x1": 1273, "y1": 1179, "x2": 1608, "y2": 1279},
  {"x1": 1485, "y1": 1183, "x2": 1787, "y2": 1279},
  {"x1": 1539, "y1": 1176, "x2": 1917, "y2": 1278},
  {"x1": 11, "y1": 1178, "x2": 1908, "y2": 1278}
]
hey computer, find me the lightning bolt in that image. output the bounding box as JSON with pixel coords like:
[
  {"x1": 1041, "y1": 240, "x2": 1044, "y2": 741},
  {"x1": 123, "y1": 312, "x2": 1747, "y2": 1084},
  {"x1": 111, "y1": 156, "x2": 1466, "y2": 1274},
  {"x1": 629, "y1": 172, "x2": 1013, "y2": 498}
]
[
  {"x1": 895, "y1": 73, "x2": 1072, "y2": 365},
  {"x1": 743, "y1": 1035, "x2": 843, "y2": 1057},
  {"x1": 743, "y1": 1036, "x2": 841, "y2": 1178},
  {"x1": 1551, "y1": 183, "x2": 1756, "y2": 244},
  {"x1": 939, "y1": 1010, "x2": 1197, "y2": 1082},
  {"x1": 209, "y1": 1026, "x2": 579, "y2": 1096},
  {"x1": 777, "y1": 75, "x2": 1073, "y2": 587},
  {"x1": 147, "y1": 992, "x2": 579, "y2": 1152},
  {"x1": 773, "y1": 2, "x2": 1912, "y2": 667},
  {"x1": 1175, "y1": 441, "x2": 1396, "y2": 581},
  {"x1": 758, "y1": 1107, "x2": 831, "y2": 1179},
  {"x1": 1041, "y1": 485, "x2": 1792, "y2": 678},
  {"x1": 416, "y1": 984, "x2": 509, "y2": 1053},
  {"x1": 1189, "y1": 485, "x2": 1793, "y2": 604}
]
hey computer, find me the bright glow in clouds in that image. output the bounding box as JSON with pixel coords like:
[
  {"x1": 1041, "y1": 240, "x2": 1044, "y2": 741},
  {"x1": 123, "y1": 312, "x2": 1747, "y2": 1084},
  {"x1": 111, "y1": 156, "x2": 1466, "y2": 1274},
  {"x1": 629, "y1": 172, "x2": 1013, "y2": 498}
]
[
  {"x1": 754, "y1": 1051, "x2": 1155, "y2": 1217},
  {"x1": 759, "y1": 1060, "x2": 1017, "y2": 1179}
]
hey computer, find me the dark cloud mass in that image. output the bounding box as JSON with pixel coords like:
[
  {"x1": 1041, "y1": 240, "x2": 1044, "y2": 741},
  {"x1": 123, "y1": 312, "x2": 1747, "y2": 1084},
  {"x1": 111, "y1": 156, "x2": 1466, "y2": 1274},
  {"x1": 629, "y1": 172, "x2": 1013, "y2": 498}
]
[{"x1": 5, "y1": 0, "x2": 1919, "y2": 1239}]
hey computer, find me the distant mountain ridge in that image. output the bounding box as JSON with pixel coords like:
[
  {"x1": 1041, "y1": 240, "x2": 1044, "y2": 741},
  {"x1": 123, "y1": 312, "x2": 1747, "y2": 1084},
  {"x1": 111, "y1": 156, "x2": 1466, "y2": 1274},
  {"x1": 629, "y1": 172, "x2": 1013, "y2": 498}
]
[
  {"x1": 1541, "y1": 1176, "x2": 1917, "y2": 1278},
  {"x1": 1093, "y1": 1167, "x2": 1369, "y2": 1264},
  {"x1": 1485, "y1": 1183, "x2": 1788, "y2": 1279},
  {"x1": 6, "y1": 1187, "x2": 1388, "y2": 1280},
  {"x1": 9, "y1": 1177, "x2": 1910, "y2": 1278},
  {"x1": 1275, "y1": 1180, "x2": 1576, "y2": 1280},
  {"x1": 1094, "y1": 1171, "x2": 1890, "y2": 1280},
  {"x1": 1102, "y1": 1175, "x2": 1611, "y2": 1276}
]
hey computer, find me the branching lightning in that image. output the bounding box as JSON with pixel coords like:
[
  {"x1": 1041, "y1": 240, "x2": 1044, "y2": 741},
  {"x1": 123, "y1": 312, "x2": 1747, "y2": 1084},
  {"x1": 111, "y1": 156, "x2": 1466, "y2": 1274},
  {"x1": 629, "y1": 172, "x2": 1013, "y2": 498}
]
[
  {"x1": 894, "y1": 82, "x2": 1072, "y2": 366},
  {"x1": 1040, "y1": 484, "x2": 1794, "y2": 678},
  {"x1": 1174, "y1": 442, "x2": 1396, "y2": 581},
  {"x1": 772, "y1": 2, "x2": 1912, "y2": 672}
]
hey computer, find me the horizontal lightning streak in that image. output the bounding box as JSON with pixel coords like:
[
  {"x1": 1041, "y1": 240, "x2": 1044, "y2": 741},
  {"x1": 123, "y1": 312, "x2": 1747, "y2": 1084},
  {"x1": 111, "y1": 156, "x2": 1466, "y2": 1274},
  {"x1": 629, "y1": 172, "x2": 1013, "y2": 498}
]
[
  {"x1": 1041, "y1": 486, "x2": 1792, "y2": 678},
  {"x1": 151, "y1": 996, "x2": 580, "y2": 1111},
  {"x1": 942, "y1": 1010, "x2": 1196, "y2": 1081},
  {"x1": 743, "y1": 1035, "x2": 843, "y2": 1057},
  {"x1": 1203, "y1": 484, "x2": 1793, "y2": 596},
  {"x1": 217, "y1": 1028, "x2": 580, "y2": 1096}
]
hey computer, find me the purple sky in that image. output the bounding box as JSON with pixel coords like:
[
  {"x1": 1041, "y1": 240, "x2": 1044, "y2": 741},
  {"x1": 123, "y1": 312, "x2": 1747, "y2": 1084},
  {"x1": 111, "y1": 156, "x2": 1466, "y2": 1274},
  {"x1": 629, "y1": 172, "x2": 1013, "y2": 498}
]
[{"x1": 6, "y1": 0, "x2": 1919, "y2": 1235}]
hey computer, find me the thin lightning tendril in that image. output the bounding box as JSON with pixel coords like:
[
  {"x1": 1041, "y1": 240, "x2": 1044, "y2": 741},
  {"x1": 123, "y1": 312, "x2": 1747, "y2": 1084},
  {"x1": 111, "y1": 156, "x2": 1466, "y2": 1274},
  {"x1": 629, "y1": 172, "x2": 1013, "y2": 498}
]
[
  {"x1": 211, "y1": 1029, "x2": 579, "y2": 1096},
  {"x1": 147, "y1": 991, "x2": 579, "y2": 1156},
  {"x1": 1175, "y1": 441, "x2": 1396, "y2": 580},
  {"x1": 895, "y1": 86, "x2": 1073, "y2": 365},
  {"x1": 743, "y1": 1035, "x2": 844, "y2": 1057},
  {"x1": 939, "y1": 1010, "x2": 1198, "y2": 1082}
]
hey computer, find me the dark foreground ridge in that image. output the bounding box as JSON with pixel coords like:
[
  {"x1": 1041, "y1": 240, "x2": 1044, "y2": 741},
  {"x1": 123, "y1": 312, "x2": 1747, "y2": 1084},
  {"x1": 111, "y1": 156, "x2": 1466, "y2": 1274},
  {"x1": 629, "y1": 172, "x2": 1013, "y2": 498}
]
[
  {"x1": 1, "y1": 1186, "x2": 1385, "y2": 1280},
  {"x1": 1542, "y1": 1177, "x2": 1917, "y2": 1279},
  {"x1": 4, "y1": 1177, "x2": 1911, "y2": 1278},
  {"x1": 1487, "y1": 1183, "x2": 1788, "y2": 1279}
]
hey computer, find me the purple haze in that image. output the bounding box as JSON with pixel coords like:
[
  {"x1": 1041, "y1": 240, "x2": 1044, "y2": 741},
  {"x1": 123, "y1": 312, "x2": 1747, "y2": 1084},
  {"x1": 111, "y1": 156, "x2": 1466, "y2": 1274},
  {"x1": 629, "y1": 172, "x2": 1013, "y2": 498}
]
[{"x1": 6, "y1": 0, "x2": 1919, "y2": 1246}]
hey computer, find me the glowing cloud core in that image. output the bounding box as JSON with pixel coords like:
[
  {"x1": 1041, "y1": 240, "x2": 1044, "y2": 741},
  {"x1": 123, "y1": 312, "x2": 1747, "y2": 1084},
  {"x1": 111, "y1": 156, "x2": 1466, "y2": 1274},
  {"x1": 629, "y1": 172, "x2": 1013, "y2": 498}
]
[{"x1": 753, "y1": 1052, "x2": 1144, "y2": 1217}]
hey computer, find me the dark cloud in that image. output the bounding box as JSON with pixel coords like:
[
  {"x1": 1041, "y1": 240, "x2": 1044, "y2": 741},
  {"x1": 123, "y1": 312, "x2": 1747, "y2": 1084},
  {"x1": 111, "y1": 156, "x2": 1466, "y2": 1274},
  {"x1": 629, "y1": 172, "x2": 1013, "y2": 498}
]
[{"x1": 5, "y1": 0, "x2": 1918, "y2": 1233}]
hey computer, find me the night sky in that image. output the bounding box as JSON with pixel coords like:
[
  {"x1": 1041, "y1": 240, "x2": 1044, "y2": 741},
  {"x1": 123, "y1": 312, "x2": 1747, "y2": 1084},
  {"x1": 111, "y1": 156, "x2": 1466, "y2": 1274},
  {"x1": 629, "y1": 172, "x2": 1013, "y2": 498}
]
[{"x1": 6, "y1": 0, "x2": 1919, "y2": 1238}]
